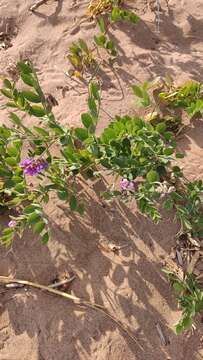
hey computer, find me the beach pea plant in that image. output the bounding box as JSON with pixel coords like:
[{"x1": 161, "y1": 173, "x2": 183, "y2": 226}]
[
  {"x1": 67, "y1": 1, "x2": 139, "y2": 78},
  {"x1": 67, "y1": 39, "x2": 97, "y2": 77},
  {"x1": 132, "y1": 78, "x2": 203, "y2": 132},
  {"x1": 94, "y1": 5, "x2": 139, "y2": 59},
  {"x1": 0, "y1": 61, "x2": 100, "y2": 245},
  {"x1": 164, "y1": 270, "x2": 203, "y2": 334},
  {"x1": 1, "y1": 61, "x2": 203, "y2": 335},
  {"x1": 96, "y1": 115, "x2": 177, "y2": 223},
  {"x1": 0, "y1": 60, "x2": 203, "y2": 249},
  {"x1": 168, "y1": 179, "x2": 203, "y2": 239},
  {"x1": 94, "y1": 16, "x2": 117, "y2": 57},
  {"x1": 87, "y1": 0, "x2": 139, "y2": 22},
  {"x1": 0, "y1": 60, "x2": 178, "y2": 246},
  {"x1": 158, "y1": 80, "x2": 203, "y2": 119}
]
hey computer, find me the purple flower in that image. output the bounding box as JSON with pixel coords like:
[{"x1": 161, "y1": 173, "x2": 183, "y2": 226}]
[
  {"x1": 120, "y1": 178, "x2": 135, "y2": 192},
  {"x1": 20, "y1": 158, "x2": 49, "y2": 176},
  {"x1": 8, "y1": 220, "x2": 17, "y2": 228}
]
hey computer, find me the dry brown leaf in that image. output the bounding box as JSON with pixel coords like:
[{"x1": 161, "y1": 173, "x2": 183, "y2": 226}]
[
  {"x1": 187, "y1": 251, "x2": 200, "y2": 274},
  {"x1": 164, "y1": 257, "x2": 184, "y2": 280},
  {"x1": 187, "y1": 235, "x2": 200, "y2": 248},
  {"x1": 176, "y1": 250, "x2": 183, "y2": 266}
]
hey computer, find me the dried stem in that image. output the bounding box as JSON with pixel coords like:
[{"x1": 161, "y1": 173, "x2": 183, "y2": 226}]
[
  {"x1": 30, "y1": 0, "x2": 50, "y2": 12},
  {"x1": 0, "y1": 275, "x2": 143, "y2": 349},
  {"x1": 49, "y1": 275, "x2": 76, "y2": 289}
]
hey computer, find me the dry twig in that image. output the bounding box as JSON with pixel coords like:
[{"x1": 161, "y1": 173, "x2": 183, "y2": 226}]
[
  {"x1": 155, "y1": 322, "x2": 170, "y2": 346},
  {"x1": 49, "y1": 275, "x2": 76, "y2": 289},
  {"x1": 30, "y1": 0, "x2": 50, "y2": 12},
  {"x1": 0, "y1": 275, "x2": 143, "y2": 350}
]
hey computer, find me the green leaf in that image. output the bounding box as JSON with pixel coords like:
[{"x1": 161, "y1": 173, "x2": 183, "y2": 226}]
[
  {"x1": 69, "y1": 195, "x2": 77, "y2": 211},
  {"x1": 75, "y1": 128, "x2": 89, "y2": 142},
  {"x1": 0, "y1": 168, "x2": 12, "y2": 177},
  {"x1": 1, "y1": 88, "x2": 13, "y2": 99},
  {"x1": 48, "y1": 122, "x2": 64, "y2": 135},
  {"x1": 132, "y1": 85, "x2": 143, "y2": 98},
  {"x1": 172, "y1": 166, "x2": 182, "y2": 175},
  {"x1": 146, "y1": 170, "x2": 160, "y2": 183},
  {"x1": 2, "y1": 228, "x2": 14, "y2": 236},
  {"x1": 173, "y1": 282, "x2": 184, "y2": 293},
  {"x1": 94, "y1": 34, "x2": 106, "y2": 47},
  {"x1": 9, "y1": 113, "x2": 22, "y2": 126},
  {"x1": 176, "y1": 152, "x2": 184, "y2": 159},
  {"x1": 164, "y1": 147, "x2": 174, "y2": 156},
  {"x1": 175, "y1": 323, "x2": 184, "y2": 335},
  {"x1": 12, "y1": 175, "x2": 23, "y2": 183},
  {"x1": 102, "y1": 191, "x2": 121, "y2": 200},
  {"x1": 81, "y1": 113, "x2": 94, "y2": 129},
  {"x1": 21, "y1": 91, "x2": 41, "y2": 103},
  {"x1": 78, "y1": 38, "x2": 88, "y2": 52},
  {"x1": 164, "y1": 199, "x2": 173, "y2": 210},
  {"x1": 97, "y1": 16, "x2": 105, "y2": 33},
  {"x1": 14, "y1": 183, "x2": 25, "y2": 194},
  {"x1": 88, "y1": 97, "x2": 98, "y2": 118},
  {"x1": 24, "y1": 204, "x2": 41, "y2": 214},
  {"x1": 5, "y1": 157, "x2": 18, "y2": 166},
  {"x1": 60, "y1": 133, "x2": 73, "y2": 146},
  {"x1": 142, "y1": 91, "x2": 151, "y2": 107},
  {"x1": 89, "y1": 82, "x2": 100, "y2": 100},
  {"x1": 3, "y1": 79, "x2": 12, "y2": 89},
  {"x1": 43, "y1": 194, "x2": 49, "y2": 203},
  {"x1": 187, "y1": 99, "x2": 203, "y2": 118},
  {"x1": 6, "y1": 102, "x2": 18, "y2": 108},
  {"x1": 111, "y1": 7, "x2": 121, "y2": 22},
  {"x1": 181, "y1": 317, "x2": 193, "y2": 330},
  {"x1": 41, "y1": 232, "x2": 49, "y2": 244},
  {"x1": 6, "y1": 197, "x2": 22, "y2": 206},
  {"x1": 17, "y1": 93, "x2": 25, "y2": 109},
  {"x1": 18, "y1": 61, "x2": 33, "y2": 74},
  {"x1": 57, "y1": 190, "x2": 69, "y2": 201},
  {"x1": 33, "y1": 126, "x2": 49, "y2": 137},
  {"x1": 4, "y1": 179, "x2": 15, "y2": 188},
  {"x1": 0, "y1": 126, "x2": 11, "y2": 138},
  {"x1": 21, "y1": 73, "x2": 34, "y2": 87},
  {"x1": 77, "y1": 203, "x2": 85, "y2": 215},
  {"x1": 105, "y1": 40, "x2": 117, "y2": 55},
  {"x1": 62, "y1": 146, "x2": 78, "y2": 162},
  {"x1": 171, "y1": 192, "x2": 183, "y2": 201},
  {"x1": 7, "y1": 145, "x2": 19, "y2": 157},
  {"x1": 13, "y1": 139, "x2": 22, "y2": 150},
  {"x1": 163, "y1": 131, "x2": 173, "y2": 141},
  {"x1": 33, "y1": 221, "x2": 45, "y2": 234},
  {"x1": 101, "y1": 127, "x2": 115, "y2": 144},
  {"x1": 29, "y1": 105, "x2": 46, "y2": 117},
  {"x1": 129, "y1": 12, "x2": 139, "y2": 24},
  {"x1": 27, "y1": 211, "x2": 42, "y2": 225},
  {"x1": 156, "y1": 122, "x2": 166, "y2": 133},
  {"x1": 0, "y1": 230, "x2": 14, "y2": 247}
]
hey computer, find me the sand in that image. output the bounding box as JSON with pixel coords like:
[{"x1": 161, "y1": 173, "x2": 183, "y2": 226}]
[{"x1": 0, "y1": 0, "x2": 203, "y2": 359}]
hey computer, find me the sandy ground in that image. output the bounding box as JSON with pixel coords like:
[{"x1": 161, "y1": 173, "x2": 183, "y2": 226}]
[{"x1": 0, "y1": 0, "x2": 203, "y2": 359}]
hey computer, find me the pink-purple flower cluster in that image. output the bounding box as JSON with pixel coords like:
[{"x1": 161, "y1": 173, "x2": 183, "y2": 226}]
[
  {"x1": 20, "y1": 158, "x2": 49, "y2": 176},
  {"x1": 8, "y1": 220, "x2": 17, "y2": 228},
  {"x1": 120, "y1": 178, "x2": 135, "y2": 192}
]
